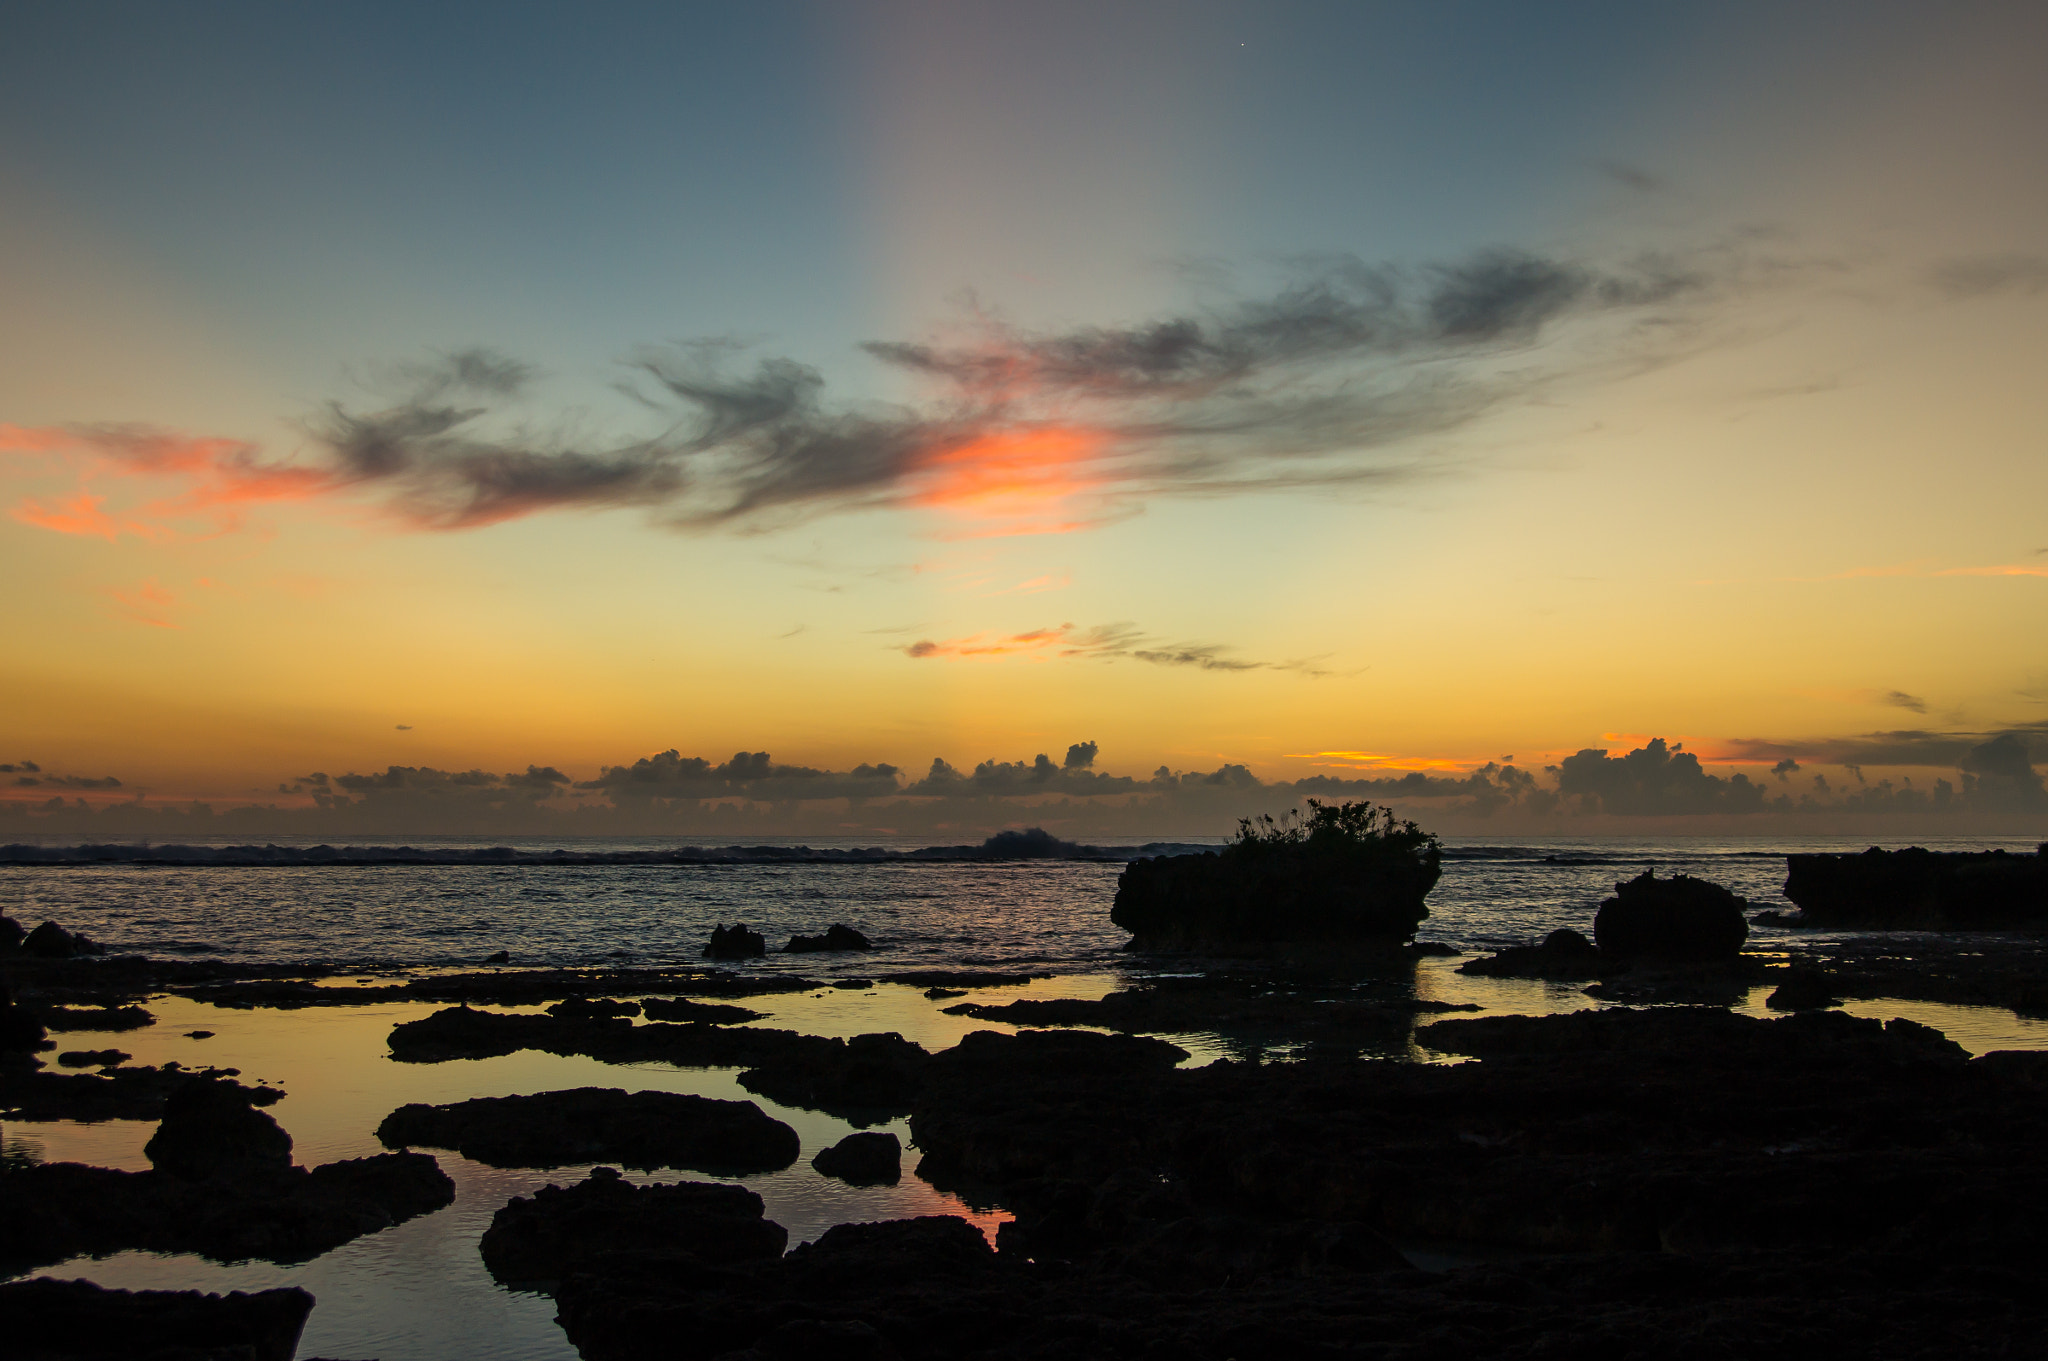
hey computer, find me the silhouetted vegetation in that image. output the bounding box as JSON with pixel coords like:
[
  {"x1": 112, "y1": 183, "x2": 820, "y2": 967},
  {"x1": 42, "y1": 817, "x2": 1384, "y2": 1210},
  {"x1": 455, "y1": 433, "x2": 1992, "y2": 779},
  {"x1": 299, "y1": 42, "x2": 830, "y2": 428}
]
[{"x1": 1112, "y1": 800, "x2": 1442, "y2": 950}]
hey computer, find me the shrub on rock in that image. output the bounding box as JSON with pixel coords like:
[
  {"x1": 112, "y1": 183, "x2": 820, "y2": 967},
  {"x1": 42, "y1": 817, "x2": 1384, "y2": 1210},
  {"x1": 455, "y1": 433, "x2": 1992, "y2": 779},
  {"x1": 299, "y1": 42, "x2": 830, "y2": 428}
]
[{"x1": 1112, "y1": 800, "x2": 1440, "y2": 950}]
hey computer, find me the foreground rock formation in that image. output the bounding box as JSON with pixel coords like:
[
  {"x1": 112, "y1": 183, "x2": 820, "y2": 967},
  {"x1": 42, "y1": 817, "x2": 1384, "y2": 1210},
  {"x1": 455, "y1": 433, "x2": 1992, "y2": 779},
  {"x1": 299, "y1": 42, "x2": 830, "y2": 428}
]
[
  {"x1": 0, "y1": 1076, "x2": 454, "y2": 1275},
  {"x1": 490, "y1": 1010, "x2": 2047, "y2": 1360},
  {"x1": 0, "y1": 1277, "x2": 313, "y2": 1361}
]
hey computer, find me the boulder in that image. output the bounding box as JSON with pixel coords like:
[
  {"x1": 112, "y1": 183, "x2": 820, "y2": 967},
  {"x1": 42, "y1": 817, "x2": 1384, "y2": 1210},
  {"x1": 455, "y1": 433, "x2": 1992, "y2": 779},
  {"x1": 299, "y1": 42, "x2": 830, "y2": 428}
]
[
  {"x1": 784, "y1": 923, "x2": 873, "y2": 952},
  {"x1": 0, "y1": 1277, "x2": 314, "y2": 1361},
  {"x1": 812, "y1": 1131, "x2": 903, "y2": 1185},
  {"x1": 378, "y1": 1087, "x2": 801, "y2": 1172},
  {"x1": 705, "y1": 923, "x2": 767, "y2": 959},
  {"x1": 0, "y1": 981, "x2": 48, "y2": 1052},
  {"x1": 19, "y1": 920, "x2": 103, "y2": 958},
  {"x1": 144, "y1": 1077, "x2": 294, "y2": 1181},
  {"x1": 1592, "y1": 870, "x2": 1748, "y2": 961},
  {"x1": 479, "y1": 1166, "x2": 787, "y2": 1283},
  {"x1": 0, "y1": 915, "x2": 23, "y2": 951}
]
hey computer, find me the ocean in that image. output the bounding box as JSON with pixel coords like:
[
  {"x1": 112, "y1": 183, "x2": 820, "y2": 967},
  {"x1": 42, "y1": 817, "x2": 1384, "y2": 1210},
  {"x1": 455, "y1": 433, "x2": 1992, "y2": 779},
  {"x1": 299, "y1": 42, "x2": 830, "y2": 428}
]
[{"x1": 6, "y1": 831, "x2": 2048, "y2": 1360}]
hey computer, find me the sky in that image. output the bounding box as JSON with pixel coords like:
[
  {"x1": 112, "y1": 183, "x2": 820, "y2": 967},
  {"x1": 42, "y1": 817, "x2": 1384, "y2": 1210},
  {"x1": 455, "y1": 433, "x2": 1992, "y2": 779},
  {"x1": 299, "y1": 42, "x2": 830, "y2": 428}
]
[{"x1": 3, "y1": 0, "x2": 2046, "y2": 836}]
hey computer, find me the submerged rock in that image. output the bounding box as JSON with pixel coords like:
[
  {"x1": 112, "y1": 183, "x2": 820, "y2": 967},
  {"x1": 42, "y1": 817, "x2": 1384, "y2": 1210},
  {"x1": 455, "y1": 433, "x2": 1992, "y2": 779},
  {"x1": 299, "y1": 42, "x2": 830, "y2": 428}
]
[
  {"x1": 1784, "y1": 845, "x2": 2048, "y2": 928},
  {"x1": 480, "y1": 1166, "x2": 788, "y2": 1284},
  {"x1": 812, "y1": 1131, "x2": 903, "y2": 1185},
  {"x1": 0, "y1": 1277, "x2": 314, "y2": 1361},
  {"x1": 1767, "y1": 968, "x2": 1843, "y2": 1011},
  {"x1": 378, "y1": 1087, "x2": 801, "y2": 1173},
  {"x1": 639, "y1": 995, "x2": 766, "y2": 1023},
  {"x1": 784, "y1": 924, "x2": 873, "y2": 953},
  {"x1": 1592, "y1": 870, "x2": 1748, "y2": 961},
  {"x1": 705, "y1": 923, "x2": 767, "y2": 959},
  {"x1": 546, "y1": 996, "x2": 642, "y2": 1021},
  {"x1": 37, "y1": 1004, "x2": 154, "y2": 1032},
  {"x1": 56, "y1": 1048, "x2": 130, "y2": 1068}
]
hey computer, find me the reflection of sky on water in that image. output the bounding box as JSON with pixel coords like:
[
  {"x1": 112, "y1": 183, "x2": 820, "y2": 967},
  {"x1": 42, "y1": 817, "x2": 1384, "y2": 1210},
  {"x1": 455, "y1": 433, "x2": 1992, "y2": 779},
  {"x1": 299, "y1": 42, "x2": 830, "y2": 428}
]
[{"x1": 9, "y1": 963, "x2": 2048, "y2": 1358}]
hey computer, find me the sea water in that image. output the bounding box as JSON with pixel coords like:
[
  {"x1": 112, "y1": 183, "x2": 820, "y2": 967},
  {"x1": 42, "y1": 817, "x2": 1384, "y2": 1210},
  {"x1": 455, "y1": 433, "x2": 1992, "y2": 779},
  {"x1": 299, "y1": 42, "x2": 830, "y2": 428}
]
[{"x1": 5, "y1": 832, "x2": 2047, "y2": 1359}]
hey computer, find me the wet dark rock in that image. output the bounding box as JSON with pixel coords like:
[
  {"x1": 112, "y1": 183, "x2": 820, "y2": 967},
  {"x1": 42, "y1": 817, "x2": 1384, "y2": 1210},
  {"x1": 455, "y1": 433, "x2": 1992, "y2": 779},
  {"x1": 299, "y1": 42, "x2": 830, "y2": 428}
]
[
  {"x1": 924, "y1": 986, "x2": 966, "y2": 999},
  {"x1": 944, "y1": 977, "x2": 1474, "y2": 1047},
  {"x1": 1784, "y1": 845, "x2": 2048, "y2": 928},
  {"x1": 383, "y1": 1006, "x2": 931, "y2": 1121},
  {"x1": 38, "y1": 1003, "x2": 154, "y2": 1032},
  {"x1": 1767, "y1": 968, "x2": 1843, "y2": 1011},
  {"x1": 0, "y1": 1062, "x2": 279, "y2": 1121},
  {"x1": 0, "y1": 915, "x2": 23, "y2": 951},
  {"x1": 186, "y1": 1029, "x2": 216, "y2": 1038},
  {"x1": 705, "y1": 923, "x2": 767, "y2": 959},
  {"x1": 19, "y1": 920, "x2": 104, "y2": 959},
  {"x1": 480, "y1": 1167, "x2": 788, "y2": 1284},
  {"x1": 639, "y1": 995, "x2": 766, "y2": 1023},
  {"x1": 1592, "y1": 869, "x2": 1749, "y2": 961},
  {"x1": 56, "y1": 1048, "x2": 129, "y2": 1067},
  {"x1": 484, "y1": 949, "x2": 511, "y2": 963},
  {"x1": 1112, "y1": 807, "x2": 1440, "y2": 951},
  {"x1": 547, "y1": 996, "x2": 642, "y2": 1021},
  {"x1": 736, "y1": 1031, "x2": 930, "y2": 1123},
  {"x1": 0, "y1": 1150, "x2": 453, "y2": 1274},
  {"x1": 145, "y1": 1077, "x2": 295, "y2": 1180},
  {"x1": 378, "y1": 1087, "x2": 800, "y2": 1173},
  {"x1": 812, "y1": 1131, "x2": 902, "y2": 1185},
  {"x1": 1458, "y1": 927, "x2": 1610, "y2": 979},
  {"x1": 831, "y1": 977, "x2": 874, "y2": 989},
  {"x1": 879, "y1": 970, "x2": 1041, "y2": 989},
  {"x1": 784, "y1": 924, "x2": 873, "y2": 953},
  {"x1": 0, "y1": 1276, "x2": 314, "y2": 1361}
]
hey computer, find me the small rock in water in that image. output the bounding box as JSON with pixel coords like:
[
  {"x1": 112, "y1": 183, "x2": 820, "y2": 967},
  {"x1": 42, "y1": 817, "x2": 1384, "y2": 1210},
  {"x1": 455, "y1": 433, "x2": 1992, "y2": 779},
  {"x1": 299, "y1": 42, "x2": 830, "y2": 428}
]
[
  {"x1": 1766, "y1": 969, "x2": 1842, "y2": 1011},
  {"x1": 811, "y1": 1131, "x2": 902, "y2": 1186},
  {"x1": 830, "y1": 977, "x2": 874, "y2": 990},
  {"x1": 783, "y1": 923, "x2": 872, "y2": 953},
  {"x1": 705, "y1": 923, "x2": 768, "y2": 959},
  {"x1": 483, "y1": 949, "x2": 511, "y2": 964},
  {"x1": 1593, "y1": 869, "x2": 1749, "y2": 961},
  {"x1": 924, "y1": 986, "x2": 967, "y2": 1000},
  {"x1": 57, "y1": 1048, "x2": 130, "y2": 1068},
  {"x1": 186, "y1": 1030, "x2": 216, "y2": 1039}
]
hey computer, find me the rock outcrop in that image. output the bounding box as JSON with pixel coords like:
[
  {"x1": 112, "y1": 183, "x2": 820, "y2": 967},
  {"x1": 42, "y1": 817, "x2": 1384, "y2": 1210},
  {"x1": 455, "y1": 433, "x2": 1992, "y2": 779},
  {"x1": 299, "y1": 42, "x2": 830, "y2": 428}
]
[
  {"x1": 1592, "y1": 869, "x2": 1749, "y2": 961},
  {"x1": 1784, "y1": 845, "x2": 2048, "y2": 928}
]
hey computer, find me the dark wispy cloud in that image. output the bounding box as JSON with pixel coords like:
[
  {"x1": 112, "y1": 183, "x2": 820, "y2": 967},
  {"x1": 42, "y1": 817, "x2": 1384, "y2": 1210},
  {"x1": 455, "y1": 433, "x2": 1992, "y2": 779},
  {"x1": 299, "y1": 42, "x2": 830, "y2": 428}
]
[
  {"x1": 7, "y1": 242, "x2": 1753, "y2": 540},
  {"x1": 1883, "y1": 690, "x2": 1928, "y2": 713},
  {"x1": 898, "y1": 621, "x2": 1328, "y2": 675},
  {"x1": 1927, "y1": 254, "x2": 2048, "y2": 298}
]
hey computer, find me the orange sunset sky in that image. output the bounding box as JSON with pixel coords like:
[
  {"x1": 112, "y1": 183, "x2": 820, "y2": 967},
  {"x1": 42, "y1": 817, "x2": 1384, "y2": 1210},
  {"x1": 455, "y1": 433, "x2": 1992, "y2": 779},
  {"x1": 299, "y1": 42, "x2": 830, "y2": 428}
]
[{"x1": 3, "y1": 2, "x2": 2045, "y2": 835}]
